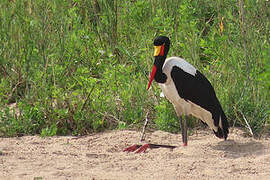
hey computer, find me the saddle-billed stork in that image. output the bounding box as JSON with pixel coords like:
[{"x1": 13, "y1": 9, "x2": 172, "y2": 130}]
[{"x1": 124, "y1": 36, "x2": 229, "y2": 153}]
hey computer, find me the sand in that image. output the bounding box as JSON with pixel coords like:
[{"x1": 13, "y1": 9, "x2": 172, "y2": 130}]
[{"x1": 1, "y1": 128, "x2": 270, "y2": 180}]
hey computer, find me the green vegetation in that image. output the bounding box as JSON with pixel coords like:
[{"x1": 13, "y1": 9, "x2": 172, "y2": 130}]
[{"x1": 0, "y1": 0, "x2": 269, "y2": 137}]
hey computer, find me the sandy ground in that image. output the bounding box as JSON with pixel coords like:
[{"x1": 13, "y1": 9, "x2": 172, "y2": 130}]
[{"x1": 1, "y1": 128, "x2": 270, "y2": 180}]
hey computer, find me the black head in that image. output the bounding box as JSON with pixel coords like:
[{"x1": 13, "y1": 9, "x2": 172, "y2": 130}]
[
  {"x1": 147, "y1": 36, "x2": 170, "y2": 90},
  {"x1": 153, "y1": 36, "x2": 170, "y2": 47},
  {"x1": 153, "y1": 36, "x2": 170, "y2": 57}
]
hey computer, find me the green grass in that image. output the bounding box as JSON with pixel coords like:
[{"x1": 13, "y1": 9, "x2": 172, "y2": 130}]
[{"x1": 0, "y1": 0, "x2": 269, "y2": 137}]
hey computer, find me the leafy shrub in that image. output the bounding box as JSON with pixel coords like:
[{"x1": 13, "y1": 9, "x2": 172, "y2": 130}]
[{"x1": 0, "y1": 0, "x2": 269, "y2": 137}]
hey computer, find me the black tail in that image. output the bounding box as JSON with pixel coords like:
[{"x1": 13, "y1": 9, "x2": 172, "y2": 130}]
[{"x1": 213, "y1": 110, "x2": 229, "y2": 140}]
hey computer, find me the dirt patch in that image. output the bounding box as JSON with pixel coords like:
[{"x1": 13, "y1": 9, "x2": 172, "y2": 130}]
[{"x1": 1, "y1": 128, "x2": 270, "y2": 180}]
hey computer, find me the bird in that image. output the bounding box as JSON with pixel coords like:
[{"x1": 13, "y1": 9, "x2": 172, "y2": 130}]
[{"x1": 124, "y1": 36, "x2": 229, "y2": 153}]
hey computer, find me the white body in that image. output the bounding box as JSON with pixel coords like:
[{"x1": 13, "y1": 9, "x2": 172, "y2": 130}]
[{"x1": 159, "y1": 57, "x2": 218, "y2": 132}]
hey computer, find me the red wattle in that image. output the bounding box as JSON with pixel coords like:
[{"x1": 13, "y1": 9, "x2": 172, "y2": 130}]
[{"x1": 160, "y1": 45, "x2": 165, "y2": 56}]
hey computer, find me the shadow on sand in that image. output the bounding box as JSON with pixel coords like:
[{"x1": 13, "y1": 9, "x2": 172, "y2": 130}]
[{"x1": 212, "y1": 139, "x2": 265, "y2": 158}]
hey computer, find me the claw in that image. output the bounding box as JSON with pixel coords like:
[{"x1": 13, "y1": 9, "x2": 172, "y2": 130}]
[
  {"x1": 123, "y1": 144, "x2": 142, "y2": 152},
  {"x1": 135, "y1": 144, "x2": 150, "y2": 153}
]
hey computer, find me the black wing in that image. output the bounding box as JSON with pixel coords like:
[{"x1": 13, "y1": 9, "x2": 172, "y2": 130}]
[{"x1": 171, "y1": 66, "x2": 229, "y2": 139}]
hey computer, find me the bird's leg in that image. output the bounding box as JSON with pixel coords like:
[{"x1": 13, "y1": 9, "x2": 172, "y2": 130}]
[{"x1": 179, "y1": 115, "x2": 187, "y2": 146}]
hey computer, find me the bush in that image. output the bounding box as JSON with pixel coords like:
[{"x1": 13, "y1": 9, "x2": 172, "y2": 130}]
[{"x1": 0, "y1": 0, "x2": 269, "y2": 137}]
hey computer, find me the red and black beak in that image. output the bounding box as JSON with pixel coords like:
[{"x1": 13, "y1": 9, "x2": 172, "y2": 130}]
[{"x1": 147, "y1": 45, "x2": 164, "y2": 90}]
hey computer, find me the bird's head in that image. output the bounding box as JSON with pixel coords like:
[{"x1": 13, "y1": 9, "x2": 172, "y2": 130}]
[
  {"x1": 153, "y1": 36, "x2": 170, "y2": 57},
  {"x1": 147, "y1": 36, "x2": 171, "y2": 90}
]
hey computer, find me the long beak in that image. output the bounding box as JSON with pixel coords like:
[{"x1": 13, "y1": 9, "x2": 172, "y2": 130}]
[{"x1": 147, "y1": 65, "x2": 157, "y2": 90}]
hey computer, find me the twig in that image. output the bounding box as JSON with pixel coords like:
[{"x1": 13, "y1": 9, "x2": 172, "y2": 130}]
[
  {"x1": 0, "y1": 64, "x2": 8, "y2": 78},
  {"x1": 239, "y1": 0, "x2": 251, "y2": 82},
  {"x1": 240, "y1": 111, "x2": 254, "y2": 137},
  {"x1": 140, "y1": 112, "x2": 149, "y2": 142},
  {"x1": 80, "y1": 82, "x2": 97, "y2": 112},
  {"x1": 97, "y1": 111, "x2": 119, "y2": 121},
  {"x1": 8, "y1": 81, "x2": 25, "y2": 102}
]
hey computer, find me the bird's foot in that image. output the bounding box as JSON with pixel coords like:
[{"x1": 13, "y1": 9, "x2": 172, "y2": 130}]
[
  {"x1": 123, "y1": 144, "x2": 150, "y2": 153},
  {"x1": 123, "y1": 143, "x2": 177, "y2": 153},
  {"x1": 183, "y1": 143, "x2": 187, "y2": 146},
  {"x1": 135, "y1": 144, "x2": 150, "y2": 153},
  {"x1": 123, "y1": 144, "x2": 142, "y2": 152}
]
